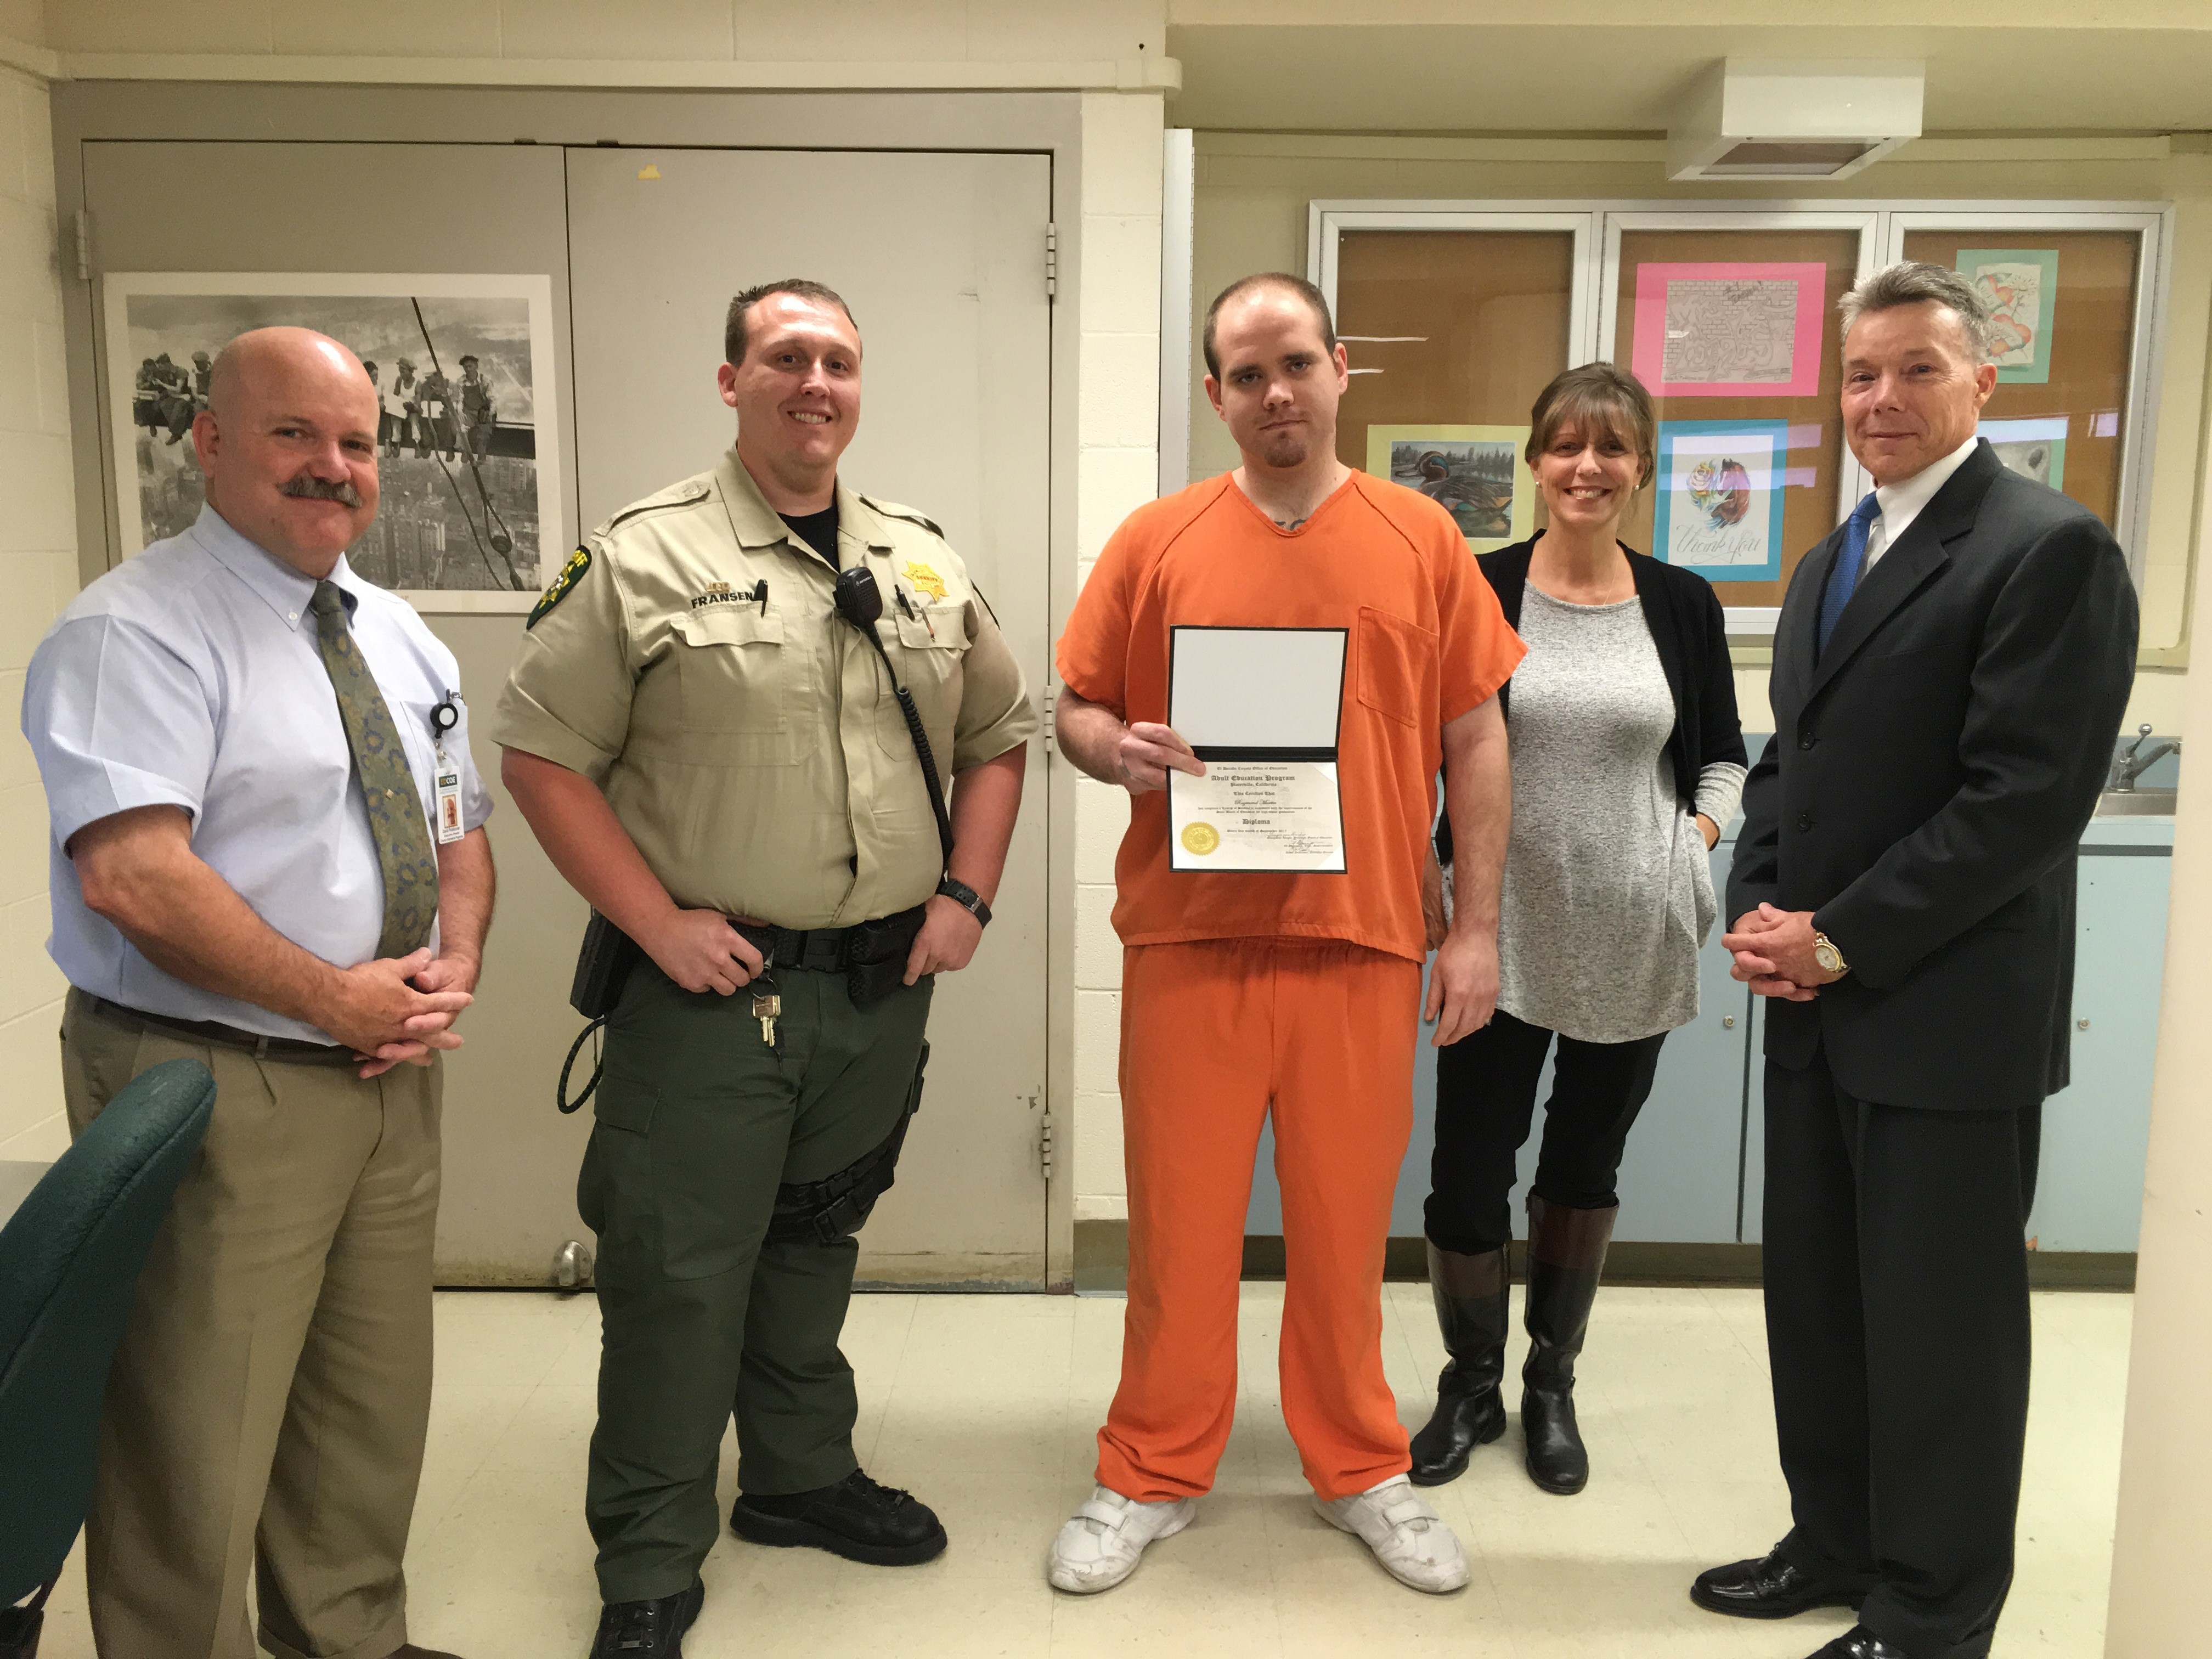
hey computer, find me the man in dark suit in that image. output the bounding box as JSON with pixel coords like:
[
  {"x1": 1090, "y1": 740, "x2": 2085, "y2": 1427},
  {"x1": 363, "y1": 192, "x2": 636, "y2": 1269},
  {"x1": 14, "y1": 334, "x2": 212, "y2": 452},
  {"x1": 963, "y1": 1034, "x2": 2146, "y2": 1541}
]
[{"x1": 1691, "y1": 262, "x2": 2138, "y2": 1659}]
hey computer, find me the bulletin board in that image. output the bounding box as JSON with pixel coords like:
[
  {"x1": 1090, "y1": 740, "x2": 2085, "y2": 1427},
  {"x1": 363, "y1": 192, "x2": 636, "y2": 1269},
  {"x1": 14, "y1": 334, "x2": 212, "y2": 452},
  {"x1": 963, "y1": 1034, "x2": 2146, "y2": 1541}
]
[
  {"x1": 1307, "y1": 200, "x2": 2167, "y2": 616},
  {"x1": 1609, "y1": 228, "x2": 1862, "y2": 609},
  {"x1": 1902, "y1": 229, "x2": 2141, "y2": 534},
  {"x1": 1331, "y1": 229, "x2": 1577, "y2": 521}
]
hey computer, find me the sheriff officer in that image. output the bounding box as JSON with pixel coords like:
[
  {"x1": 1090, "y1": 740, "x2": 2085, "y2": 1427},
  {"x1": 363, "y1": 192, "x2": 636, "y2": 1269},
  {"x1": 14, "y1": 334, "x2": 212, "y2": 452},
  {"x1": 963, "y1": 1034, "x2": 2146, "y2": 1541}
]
[{"x1": 494, "y1": 278, "x2": 1034, "y2": 1659}]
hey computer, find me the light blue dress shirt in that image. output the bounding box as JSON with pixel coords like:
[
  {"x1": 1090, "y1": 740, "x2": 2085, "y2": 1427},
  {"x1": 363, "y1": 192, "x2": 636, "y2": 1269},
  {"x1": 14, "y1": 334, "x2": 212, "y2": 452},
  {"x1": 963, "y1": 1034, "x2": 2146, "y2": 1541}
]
[{"x1": 24, "y1": 504, "x2": 494, "y2": 1043}]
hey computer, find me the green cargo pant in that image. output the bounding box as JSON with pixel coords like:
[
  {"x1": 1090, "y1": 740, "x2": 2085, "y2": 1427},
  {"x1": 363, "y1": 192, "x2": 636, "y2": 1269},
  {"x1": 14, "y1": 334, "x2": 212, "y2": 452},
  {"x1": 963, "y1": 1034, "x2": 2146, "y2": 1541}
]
[{"x1": 579, "y1": 957, "x2": 932, "y2": 1602}]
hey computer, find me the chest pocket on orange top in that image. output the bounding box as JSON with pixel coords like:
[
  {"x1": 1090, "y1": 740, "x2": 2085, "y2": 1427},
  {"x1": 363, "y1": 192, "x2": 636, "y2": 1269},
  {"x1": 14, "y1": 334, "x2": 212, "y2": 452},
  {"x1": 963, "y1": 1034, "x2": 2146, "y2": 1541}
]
[
  {"x1": 672, "y1": 606, "x2": 794, "y2": 760},
  {"x1": 1356, "y1": 605, "x2": 1435, "y2": 729}
]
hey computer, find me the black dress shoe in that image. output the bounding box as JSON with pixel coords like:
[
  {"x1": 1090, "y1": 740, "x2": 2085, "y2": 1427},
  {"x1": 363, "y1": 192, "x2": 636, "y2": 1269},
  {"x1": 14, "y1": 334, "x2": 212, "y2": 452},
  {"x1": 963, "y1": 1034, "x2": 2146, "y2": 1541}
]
[
  {"x1": 1806, "y1": 1627, "x2": 1914, "y2": 1659},
  {"x1": 730, "y1": 1468, "x2": 947, "y2": 1565},
  {"x1": 586, "y1": 1580, "x2": 703, "y2": 1658},
  {"x1": 1690, "y1": 1542, "x2": 1874, "y2": 1619}
]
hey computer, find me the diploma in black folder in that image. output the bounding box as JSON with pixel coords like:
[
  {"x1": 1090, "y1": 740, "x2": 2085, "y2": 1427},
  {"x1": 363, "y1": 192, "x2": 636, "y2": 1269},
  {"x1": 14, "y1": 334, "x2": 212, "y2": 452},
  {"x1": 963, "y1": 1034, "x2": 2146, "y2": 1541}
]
[{"x1": 1166, "y1": 625, "x2": 1348, "y2": 873}]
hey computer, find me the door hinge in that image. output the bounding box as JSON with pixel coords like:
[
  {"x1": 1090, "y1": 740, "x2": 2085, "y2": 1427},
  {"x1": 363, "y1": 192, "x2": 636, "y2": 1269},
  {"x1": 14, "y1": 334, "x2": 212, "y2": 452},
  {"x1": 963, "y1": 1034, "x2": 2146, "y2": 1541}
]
[
  {"x1": 1042, "y1": 688, "x2": 1057, "y2": 754},
  {"x1": 73, "y1": 208, "x2": 92, "y2": 283},
  {"x1": 1044, "y1": 223, "x2": 1058, "y2": 300},
  {"x1": 1036, "y1": 1094, "x2": 1054, "y2": 1182}
]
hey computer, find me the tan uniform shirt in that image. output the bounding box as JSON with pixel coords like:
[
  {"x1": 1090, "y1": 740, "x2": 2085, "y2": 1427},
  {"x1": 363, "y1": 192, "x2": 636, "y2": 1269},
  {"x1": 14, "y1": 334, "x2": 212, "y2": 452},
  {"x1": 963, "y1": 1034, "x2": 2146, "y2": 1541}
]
[{"x1": 493, "y1": 449, "x2": 1035, "y2": 928}]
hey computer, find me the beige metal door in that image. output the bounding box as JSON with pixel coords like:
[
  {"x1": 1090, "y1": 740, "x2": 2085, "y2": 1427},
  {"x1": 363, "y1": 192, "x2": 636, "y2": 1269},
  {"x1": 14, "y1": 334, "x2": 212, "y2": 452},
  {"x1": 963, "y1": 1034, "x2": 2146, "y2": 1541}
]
[
  {"x1": 77, "y1": 139, "x2": 1054, "y2": 1288},
  {"x1": 563, "y1": 147, "x2": 1053, "y2": 1286},
  {"x1": 76, "y1": 140, "x2": 598, "y2": 1286}
]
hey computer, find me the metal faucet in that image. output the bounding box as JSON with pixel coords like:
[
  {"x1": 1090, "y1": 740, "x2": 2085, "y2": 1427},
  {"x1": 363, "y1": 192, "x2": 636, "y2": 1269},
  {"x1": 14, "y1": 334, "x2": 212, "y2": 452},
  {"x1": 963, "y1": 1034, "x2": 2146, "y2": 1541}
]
[{"x1": 2109, "y1": 724, "x2": 2180, "y2": 792}]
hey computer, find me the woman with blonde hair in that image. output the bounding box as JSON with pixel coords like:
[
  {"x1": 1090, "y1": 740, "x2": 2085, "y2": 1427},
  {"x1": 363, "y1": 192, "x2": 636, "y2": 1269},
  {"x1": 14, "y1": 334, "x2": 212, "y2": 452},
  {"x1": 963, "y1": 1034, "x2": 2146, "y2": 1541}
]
[{"x1": 1413, "y1": 362, "x2": 1746, "y2": 1495}]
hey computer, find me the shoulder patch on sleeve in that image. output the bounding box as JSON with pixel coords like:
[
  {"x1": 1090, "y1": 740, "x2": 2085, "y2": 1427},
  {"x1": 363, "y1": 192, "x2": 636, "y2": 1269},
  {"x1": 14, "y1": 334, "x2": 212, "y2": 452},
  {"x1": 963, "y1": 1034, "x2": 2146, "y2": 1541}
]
[{"x1": 528, "y1": 545, "x2": 591, "y2": 630}]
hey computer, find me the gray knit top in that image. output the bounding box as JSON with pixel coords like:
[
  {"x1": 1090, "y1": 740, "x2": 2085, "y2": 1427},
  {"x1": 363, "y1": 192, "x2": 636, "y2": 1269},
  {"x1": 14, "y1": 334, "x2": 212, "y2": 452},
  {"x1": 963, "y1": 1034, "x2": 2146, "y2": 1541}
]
[{"x1": 1494, "y1": 585, "x2": 1747, "y2": 1045}]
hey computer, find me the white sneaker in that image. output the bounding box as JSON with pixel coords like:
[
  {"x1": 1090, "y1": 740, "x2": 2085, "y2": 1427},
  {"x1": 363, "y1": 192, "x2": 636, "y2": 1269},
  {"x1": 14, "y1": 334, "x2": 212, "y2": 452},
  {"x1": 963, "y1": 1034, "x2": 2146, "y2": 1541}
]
[
  {"x1": 1314, "y1": 1474, "x2": 1470, "y2": 1593},
  {"x1": 1046, "y1": 1485, "x2": 1196, "y2": 1593}
]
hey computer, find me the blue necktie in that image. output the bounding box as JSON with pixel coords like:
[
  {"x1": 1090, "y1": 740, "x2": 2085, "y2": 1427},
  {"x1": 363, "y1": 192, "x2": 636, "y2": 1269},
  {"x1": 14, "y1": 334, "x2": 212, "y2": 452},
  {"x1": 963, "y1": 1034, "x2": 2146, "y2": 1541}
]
[{"x1": 1816, "y1": 493, "x2": 1883, "y2": 656}]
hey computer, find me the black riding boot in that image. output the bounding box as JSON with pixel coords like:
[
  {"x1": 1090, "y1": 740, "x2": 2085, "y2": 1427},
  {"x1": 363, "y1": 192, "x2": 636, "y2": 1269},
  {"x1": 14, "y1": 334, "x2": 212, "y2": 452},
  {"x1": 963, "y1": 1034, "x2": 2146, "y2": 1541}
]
[
  {"x1": 1407, "y1": 1240, "x2": 1509, "y2": 1487},
  {"x1": 1520, "y1": 1196, "x2": 1616, "y2": 1496}
]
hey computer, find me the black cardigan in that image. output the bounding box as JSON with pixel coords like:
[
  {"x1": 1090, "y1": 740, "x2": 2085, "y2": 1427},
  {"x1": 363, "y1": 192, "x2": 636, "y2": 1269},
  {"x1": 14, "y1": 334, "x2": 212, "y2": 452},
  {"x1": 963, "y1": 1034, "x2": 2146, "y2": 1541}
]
[{"x1": 1435, "y1": 532, "x2": 1747, "y2": 864}]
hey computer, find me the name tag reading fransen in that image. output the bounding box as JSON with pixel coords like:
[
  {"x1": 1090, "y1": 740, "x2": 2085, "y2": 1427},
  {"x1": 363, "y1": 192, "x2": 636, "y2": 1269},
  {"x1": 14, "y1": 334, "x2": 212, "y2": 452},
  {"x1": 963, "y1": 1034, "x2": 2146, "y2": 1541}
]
[{"x1": 1167, "y1": 625, "x2": 1348, "y2": 873}]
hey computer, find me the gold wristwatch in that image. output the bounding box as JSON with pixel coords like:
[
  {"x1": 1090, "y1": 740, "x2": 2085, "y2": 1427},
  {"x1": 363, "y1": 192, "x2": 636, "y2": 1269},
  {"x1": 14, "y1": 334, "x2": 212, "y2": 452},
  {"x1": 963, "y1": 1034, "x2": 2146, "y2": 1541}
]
[{"x1": 1813, "y1": 931, "x2": 1848, "y2": 977}]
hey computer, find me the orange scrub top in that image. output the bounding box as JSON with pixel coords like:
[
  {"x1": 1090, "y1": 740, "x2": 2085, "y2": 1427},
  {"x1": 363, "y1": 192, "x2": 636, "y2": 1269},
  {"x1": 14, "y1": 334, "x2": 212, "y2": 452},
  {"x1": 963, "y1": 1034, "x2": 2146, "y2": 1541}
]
[{"x1": 1056, "y1": 471, "x2": 1524, "y2": 963}]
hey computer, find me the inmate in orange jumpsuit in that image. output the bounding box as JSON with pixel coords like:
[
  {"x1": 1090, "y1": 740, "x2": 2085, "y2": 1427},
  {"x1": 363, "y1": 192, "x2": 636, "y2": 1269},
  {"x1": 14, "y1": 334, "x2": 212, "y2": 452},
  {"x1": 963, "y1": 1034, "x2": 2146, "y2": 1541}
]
[{"x1": 1056, "y1": 471, "x2": 1522, "y2": 1501}]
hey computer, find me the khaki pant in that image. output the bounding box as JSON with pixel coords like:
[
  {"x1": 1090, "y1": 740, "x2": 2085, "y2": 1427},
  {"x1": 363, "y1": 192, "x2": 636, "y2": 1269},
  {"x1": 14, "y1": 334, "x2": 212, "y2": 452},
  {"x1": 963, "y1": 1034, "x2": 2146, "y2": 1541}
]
[{"x1": 61, "y1": 990, "x2": 442, "y2": 1659}]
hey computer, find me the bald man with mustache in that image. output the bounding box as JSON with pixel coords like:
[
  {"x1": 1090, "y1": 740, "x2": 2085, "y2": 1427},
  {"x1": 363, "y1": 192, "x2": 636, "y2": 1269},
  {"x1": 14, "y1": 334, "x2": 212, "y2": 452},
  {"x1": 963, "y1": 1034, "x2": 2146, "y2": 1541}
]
[{"x1": 22, "y1": 328, "x2": 494, "y2": 1659}]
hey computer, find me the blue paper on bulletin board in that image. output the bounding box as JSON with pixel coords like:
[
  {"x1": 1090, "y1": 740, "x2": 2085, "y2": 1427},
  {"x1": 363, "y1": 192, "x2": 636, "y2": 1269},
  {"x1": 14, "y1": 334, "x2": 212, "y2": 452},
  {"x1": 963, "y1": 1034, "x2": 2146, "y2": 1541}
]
[{"x1": 1654, "y1": 419, "x2": 1789, "y2": 583}]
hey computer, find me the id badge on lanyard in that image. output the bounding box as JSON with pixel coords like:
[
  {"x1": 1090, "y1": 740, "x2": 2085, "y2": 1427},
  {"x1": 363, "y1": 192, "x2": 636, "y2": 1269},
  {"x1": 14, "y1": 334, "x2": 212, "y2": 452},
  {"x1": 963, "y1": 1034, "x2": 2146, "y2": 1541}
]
[{"x1": 431, "y1": 693, "x2": 465, "y2": 845}]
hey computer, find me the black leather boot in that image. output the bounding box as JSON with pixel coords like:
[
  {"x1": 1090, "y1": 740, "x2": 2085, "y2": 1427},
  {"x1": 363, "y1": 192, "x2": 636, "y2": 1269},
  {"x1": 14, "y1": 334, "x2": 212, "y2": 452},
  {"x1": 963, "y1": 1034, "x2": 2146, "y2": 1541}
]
[
  {"x1": 1520, "y1": 1196, "x2": 1616, "y2": 1496},
  {"x1": 731, "y1": 1469, "x2": 947, "y2": 1565},
  {"x1": 1407, "y1": 1240, "x2": 1509, "y2": 1487},
  {"x1": 586, "y1": 1581, "x2": 703, "y2": 1658}
]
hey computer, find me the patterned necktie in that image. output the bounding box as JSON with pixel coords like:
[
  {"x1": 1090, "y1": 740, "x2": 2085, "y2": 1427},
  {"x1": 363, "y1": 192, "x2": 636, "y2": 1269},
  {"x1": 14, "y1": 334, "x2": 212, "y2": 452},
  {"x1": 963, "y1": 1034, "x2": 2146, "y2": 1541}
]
[
  {"x1": 309, "y1": 580, "x2": 440, "y2": 960},
  {"x1": 1816, "y1": 492, "x2": 1884, "y2": 656}
]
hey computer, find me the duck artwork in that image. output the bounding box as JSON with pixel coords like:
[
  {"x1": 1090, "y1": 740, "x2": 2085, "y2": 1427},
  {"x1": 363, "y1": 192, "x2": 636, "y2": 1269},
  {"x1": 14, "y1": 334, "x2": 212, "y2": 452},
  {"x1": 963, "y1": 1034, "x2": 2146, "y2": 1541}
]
[{"x1": 1391, "y1": 441, "x2": 1515, "y2": 540}]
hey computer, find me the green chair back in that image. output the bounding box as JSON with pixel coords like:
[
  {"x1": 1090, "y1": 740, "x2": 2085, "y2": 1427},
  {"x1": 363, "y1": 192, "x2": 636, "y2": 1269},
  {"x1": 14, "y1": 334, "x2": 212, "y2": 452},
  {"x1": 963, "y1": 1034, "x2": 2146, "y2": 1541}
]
[{"x1": 0, "y1": 1058, "x2": 216, "y2": 1609}]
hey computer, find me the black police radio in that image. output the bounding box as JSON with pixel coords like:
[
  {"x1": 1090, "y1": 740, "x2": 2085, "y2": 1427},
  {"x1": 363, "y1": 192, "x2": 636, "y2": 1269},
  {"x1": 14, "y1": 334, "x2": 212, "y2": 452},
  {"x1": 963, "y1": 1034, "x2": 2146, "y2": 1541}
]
[{"x1": 833, "y1": 566, "x2": 955, "y2": 869}]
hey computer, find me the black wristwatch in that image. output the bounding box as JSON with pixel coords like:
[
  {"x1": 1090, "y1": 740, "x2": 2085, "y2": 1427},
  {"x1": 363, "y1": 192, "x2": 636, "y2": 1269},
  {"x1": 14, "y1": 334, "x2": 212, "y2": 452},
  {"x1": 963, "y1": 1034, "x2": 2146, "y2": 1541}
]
[{"x1": 936, "y1": 875, "x2": 992, "y2": 928}]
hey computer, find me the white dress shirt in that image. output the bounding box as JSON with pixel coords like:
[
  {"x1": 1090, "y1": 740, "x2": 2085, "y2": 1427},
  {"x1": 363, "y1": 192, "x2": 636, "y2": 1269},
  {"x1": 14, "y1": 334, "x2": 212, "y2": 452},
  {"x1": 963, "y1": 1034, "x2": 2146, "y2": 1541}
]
[
  {"x1": 23, "y1": 504, "x2": 493, "y2": 1042},
  {"x1": 1861, "y1": 433, "x2": 1979, "y2": 573}
]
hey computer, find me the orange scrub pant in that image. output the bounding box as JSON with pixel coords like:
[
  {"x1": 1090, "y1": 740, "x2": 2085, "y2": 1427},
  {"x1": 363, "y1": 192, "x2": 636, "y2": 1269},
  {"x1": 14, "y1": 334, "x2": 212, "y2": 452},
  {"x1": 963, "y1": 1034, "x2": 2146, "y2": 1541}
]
[{"x1": 1097, "y1": 936, "x2": 1421, "y2": 1504}]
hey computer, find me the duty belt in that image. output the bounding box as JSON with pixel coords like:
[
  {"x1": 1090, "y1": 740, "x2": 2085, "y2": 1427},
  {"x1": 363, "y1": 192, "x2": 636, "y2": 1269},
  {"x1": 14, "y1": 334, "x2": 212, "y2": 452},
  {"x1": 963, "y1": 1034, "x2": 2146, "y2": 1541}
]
[{"x1": 735, "y1": 903, "x2": 927, "y2": 974}]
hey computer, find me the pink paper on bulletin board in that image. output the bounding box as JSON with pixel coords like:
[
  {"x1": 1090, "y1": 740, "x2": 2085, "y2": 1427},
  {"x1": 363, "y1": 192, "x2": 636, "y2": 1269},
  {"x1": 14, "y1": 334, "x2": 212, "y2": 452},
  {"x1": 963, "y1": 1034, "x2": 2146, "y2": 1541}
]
[{"x1": 1631, "y1": 262, "x2": 1826, "y2": 398}]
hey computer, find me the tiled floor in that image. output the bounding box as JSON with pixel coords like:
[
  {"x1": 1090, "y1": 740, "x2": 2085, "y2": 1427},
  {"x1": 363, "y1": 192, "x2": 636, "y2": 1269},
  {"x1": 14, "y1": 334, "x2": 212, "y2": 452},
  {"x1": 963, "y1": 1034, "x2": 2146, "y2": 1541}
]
[{"x1": 38, "y1": 1284, "x2": 2130, "y2": 1657}]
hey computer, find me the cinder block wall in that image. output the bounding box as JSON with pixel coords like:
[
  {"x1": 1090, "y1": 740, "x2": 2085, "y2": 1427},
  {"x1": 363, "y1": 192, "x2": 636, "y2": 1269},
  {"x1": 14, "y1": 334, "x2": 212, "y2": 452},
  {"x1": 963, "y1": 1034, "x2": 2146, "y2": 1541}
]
[
  {"x1": 0, "y1": 57, "x2": 75, "y2": 1162},
  {"x1": 1071, "y1": 89, "x2": 1163, "y2": 1229}
]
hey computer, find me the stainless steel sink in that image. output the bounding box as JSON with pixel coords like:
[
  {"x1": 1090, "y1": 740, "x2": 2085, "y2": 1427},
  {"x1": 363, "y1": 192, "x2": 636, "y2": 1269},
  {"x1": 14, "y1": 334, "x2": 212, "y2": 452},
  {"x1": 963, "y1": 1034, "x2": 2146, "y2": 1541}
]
[{"x1": 2097, "y1": 789, "x2": 2177, "y2": 817}]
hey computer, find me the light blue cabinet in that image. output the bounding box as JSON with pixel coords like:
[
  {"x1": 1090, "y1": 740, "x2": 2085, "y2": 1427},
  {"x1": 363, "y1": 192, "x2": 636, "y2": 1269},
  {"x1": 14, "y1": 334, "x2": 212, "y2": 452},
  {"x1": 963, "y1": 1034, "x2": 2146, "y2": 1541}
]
[
  {"x1": 1746, "y1": 818, "x2": 2170, "y2": 1251},
  {"x1": 1247, "y1": 838, "x2": 1752, "y2": 1244},
  {"x1": 1739, "y1": 977, "x2": 1769, "y2": 1246},
  {"x1": 1248, "y1": 819, "x2": 2170, "y2": 1255},
  {"x1": 2027, "y1": 826, "x2": 2169, "y2": 1252},
  {"x1": 1609, "y1": 839, "x2": 1753, "y2": 1243}
]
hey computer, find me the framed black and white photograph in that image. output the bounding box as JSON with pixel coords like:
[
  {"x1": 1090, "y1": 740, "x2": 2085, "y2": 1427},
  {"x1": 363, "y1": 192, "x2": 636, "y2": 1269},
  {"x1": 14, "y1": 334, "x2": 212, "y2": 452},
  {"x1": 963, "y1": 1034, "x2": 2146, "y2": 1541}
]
[{"x1": 100, "y1": 272, "x2": 565, "y2": 612}]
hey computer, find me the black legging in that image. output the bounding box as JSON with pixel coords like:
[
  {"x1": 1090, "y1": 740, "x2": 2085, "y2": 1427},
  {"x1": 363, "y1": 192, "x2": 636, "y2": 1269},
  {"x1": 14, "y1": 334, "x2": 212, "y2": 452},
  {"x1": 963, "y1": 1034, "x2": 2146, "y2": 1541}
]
[{"x1": 1424, "y1": 1009, "x2": 1667, "y2": 1256}]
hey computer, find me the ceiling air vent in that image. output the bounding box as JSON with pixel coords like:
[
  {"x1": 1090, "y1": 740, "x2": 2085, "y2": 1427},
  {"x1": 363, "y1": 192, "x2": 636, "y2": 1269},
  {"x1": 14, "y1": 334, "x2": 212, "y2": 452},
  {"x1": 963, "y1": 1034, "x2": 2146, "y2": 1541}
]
[{"x1": 1668, "y1": 59, "x2": 1922, "y2": 183}]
